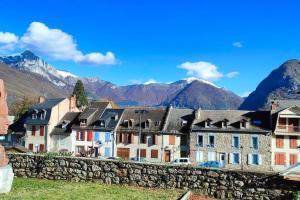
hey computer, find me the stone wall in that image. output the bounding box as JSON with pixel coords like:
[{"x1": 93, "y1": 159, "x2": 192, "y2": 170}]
[{"x1": 7, "y1": 154, "x2": 300, "y2": 200}]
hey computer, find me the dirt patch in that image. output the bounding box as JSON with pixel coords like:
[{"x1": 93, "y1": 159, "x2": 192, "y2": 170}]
[{"x1": 188, "y1": 192, "x2": 212, "y2": 200}]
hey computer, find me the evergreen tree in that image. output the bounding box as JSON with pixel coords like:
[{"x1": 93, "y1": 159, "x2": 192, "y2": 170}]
[{"x1": 73, "y1": 80, "x2": 88, "y2": 108}]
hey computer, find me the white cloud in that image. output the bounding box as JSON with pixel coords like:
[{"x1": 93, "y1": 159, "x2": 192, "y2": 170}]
[
  {"x1": 226, "y1": 71, "x2": 239, "y2": 78},
  {"x1": 0, "y1": 22, "x2": 116, "y2": 65},
  {"x1": 0, "y1": 32, "x2": 18, "y2": 44},
  {"x1": 232, "y1": 42, "x2": 243, "y2": 48},
  {"x1": 144, "y1": 79, "x2": 157, "y2": 85},
  {"x1": 178, "y1": 61, "x2": 223, "y2": 81},
  {"x1": 240, "y1": 91, "x2": 251, "y2": 98}
]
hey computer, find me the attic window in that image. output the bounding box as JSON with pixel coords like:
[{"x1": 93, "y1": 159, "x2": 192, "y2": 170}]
[
  {"x1": 181, "y1": 120, "x2": 188, "y2": 126},
  {"x1": 145, "y1": 119, "x2": 151, "y2": 128},
  {"x1": 241, "y1": 121, "x2": 246, "y2": 129},
  {"x1": 205, "y1": 119, "x2": 212, "y2": 127},
  {"x1": 123, "y1": 120, "x2": 129, "y2": 127},
  {"x1": 111, "y1": 114, "x2": 118, "y2": 120},
  {"x1": 223, "y1": 121, "x2": 228, "y2": 128},
  {"x1": 129, "y1": 119, "x2": 134, "y2": 127},
  {"x1": 32, "y1": 113, "x2": 37, "y2": 119},
  {"x1": 155, "y1": 121, "x2": 161, "y2": 126},
  {"x1": 40, "y1": 109, "x2": 47, "y2": 120},
  {"x1": 62, "y1": 120, "x2": 70, "y2": 129},
  {"x1": 99, "y1": 120, "x2": 105, "y2": 127},
  {"x1": 80, "y1": 119, "x2": 87, "y2": 126}
]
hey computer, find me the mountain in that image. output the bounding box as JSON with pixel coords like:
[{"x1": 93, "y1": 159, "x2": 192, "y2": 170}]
[
  {"x1": 162, "y1": 80, "x2": 243, "y2": 109},
  {"x1": 240, "y1": 59, "x2": 300, "y2": 110},
  {"x1": 0, "y1": 50, "x2": 243, "y2": 109}
]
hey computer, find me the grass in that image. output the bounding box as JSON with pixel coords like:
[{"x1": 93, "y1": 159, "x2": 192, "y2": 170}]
[{"x1": 0, "y1": 178, "x2": 183, "y2": 200}]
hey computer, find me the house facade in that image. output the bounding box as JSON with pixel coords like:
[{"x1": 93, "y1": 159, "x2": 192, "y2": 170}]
[
  {"x1": 190, "y1": 109, "x2": 272, "y2": 171},
  {"x1": 24, "y1": 96, "x2": 77, "y2": 153},
  {"x1": 70, "y1": 101, "x2": 122, "y2": 158},
  {"x1": 271, "y1": 100, "x2": 300, "y2": 171}
]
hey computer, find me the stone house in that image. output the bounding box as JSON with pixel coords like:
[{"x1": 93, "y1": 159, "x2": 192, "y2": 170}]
[
  {"x1": 190, "y1": 109, "x2": 272, "y2": 171},
  {"x1": 116, "y1": 107, "x2": 168, "y2": 162},
  {"x1": 70, "y1": 101, "x2": 123, "y2": 158},
  {"x1": 270, "y1": 100, "x2": 300, "y2": 171},
  {"x1": 162, "y1": 107, "x2": 194, "y2": 160},
  {"x1": 24, "y1": 96, "x2": 77, "y2": 153}
]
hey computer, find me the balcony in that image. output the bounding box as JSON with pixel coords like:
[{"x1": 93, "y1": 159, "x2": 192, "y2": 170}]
[{"x1": 277, "y1": 125, "x2": 300, "y2": 133}]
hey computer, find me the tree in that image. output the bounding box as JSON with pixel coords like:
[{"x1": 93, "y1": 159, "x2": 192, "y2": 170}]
[
  {"x1": 73, "y1": 80, "x2": 88, "y2": 108},
  {"x1": 9, "y1": 96, "x2": 37, "y2": 122}
]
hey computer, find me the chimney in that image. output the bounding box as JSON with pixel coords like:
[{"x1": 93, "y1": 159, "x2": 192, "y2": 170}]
[
  {"x1": 195, "y1": 109, "x2": 201, "y2": 119},
  {"x1": 38, "y1": 96, "x2": 45, "y2": 103},
  {"x1": 271, "y1": 101, "x2": 278, "y2": 111},
  {"x1": 69, "y1": 94, "x2": 77, "y2": 111}
]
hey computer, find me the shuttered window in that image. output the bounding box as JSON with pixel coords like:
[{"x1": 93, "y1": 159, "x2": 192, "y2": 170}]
[
  {"x1": 276, "y1": 136, "x2": 284, "y2": 148},
  {"x1": 141, "y1": 133, "x2": 147, "y2": 144},
  {"x1": 152, "y1": 134, "x2": 157, "y2": 145},
  {"x1": 137, "y1": 149, "x2": 146, "y2": 158},
  {"x1": 275, "y1": 153, "x2": 285, "y2": 165},
  {"x1": 169, "y1": 135, "x2": 175, "y2": 145},
  {"x1": 29, "y1": 143, "x2": 33, "y2": 150},
  {"x1": 94, "y1": 132, "x2": 100, "y2": 141},
  {"x1": 40, "y1": 126, "x2": 44, "y2": 136},
  {"x1": 32, "y1": 126, "x2": 36, "y2": 136},
  {"x1": 151, "y1": 149, "x2": 158, "y2": 158},
  {"x1": 87, "y1": 131, "x2": 93, "y2": 141},
  {"x1": 76, "y1": 131, "x2": 80, "y2": 141},
  {"x1": 105, "y1": 132, "x2": 111, "y2": 142},
  {"x1": 289, "y1": 136, "x2": 298, "y2": 149},
  {"x1": 290, "y1": 154, "x2": 298, "y2": 165},
  {"x1": 39, "y1": 144, "x2": 45, "y2": 152}
]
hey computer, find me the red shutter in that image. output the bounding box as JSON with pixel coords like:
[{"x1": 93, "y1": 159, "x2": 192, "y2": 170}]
[
  {"x1": 76, "y1": 131, "x2": 80, "y2": 140},
  {"x1": 87, "y1": 131, "x2": 93, "y2": 141},
  {"x1": 290, "y1": 154, "x2": 298, "y2": 165},
  {"x1": 40, "y1": 126, "x2": 44, "y2": 136},
  {"x1": 276, "y1": 136, "x2": 284, "y2": 148},
  {"x1": 39, "y1": 144, "x2": 45, "y2": 152},
  {"x1": 275, "y1": 153, "x2": 285, "y2": 165},
  {"x1": 29, "y1": 143, "x2": 33, "y2": 150},
  {"x1": 32, "y1": 126, "x2": 36, "y2": 136},
  {"x1": 290, "y1": 136, "x2": 298, "y2": 149}
]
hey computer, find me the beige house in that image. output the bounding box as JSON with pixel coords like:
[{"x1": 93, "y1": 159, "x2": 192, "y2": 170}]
[
  {"x1": 24, "y1": 96, "x2": 77, "y2": 152},
  {"x1": 190, "y1": 109, "x2": 272, "y2": 171},
  {"x1": 271, "y1": 100, "x2": 300, "y2": 171}
]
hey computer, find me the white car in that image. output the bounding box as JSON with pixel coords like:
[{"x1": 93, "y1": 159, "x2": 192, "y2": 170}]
[{"x1": 171, "y1": 158, "x2": 191, "y2": 165}]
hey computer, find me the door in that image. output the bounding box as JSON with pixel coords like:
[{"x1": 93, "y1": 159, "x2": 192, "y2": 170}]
[
  {"x1": 164, "y1": 150, "x2": 170, "y2": 162},
  {"x1": 219, "y1": 153, "x2": 226, "y2": 167},
  {"x1": 94, "y1": 147, "x2": 99, "y2": 157},
  {"x1": 117, "y1": 148, "x2": 130, "y2": 159}
]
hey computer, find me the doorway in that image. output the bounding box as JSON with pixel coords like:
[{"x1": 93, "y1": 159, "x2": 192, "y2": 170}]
[
  {"x1": 219, "y1": 153, "x2": 226, "y2": 167},
  {"x1": 164, "y1": 150, "x2": 170, "y2": 162}
]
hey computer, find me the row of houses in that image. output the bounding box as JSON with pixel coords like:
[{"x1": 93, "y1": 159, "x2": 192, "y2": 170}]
[{"x1": 4, "y1": 96, "x2": 300, "y2": 172}]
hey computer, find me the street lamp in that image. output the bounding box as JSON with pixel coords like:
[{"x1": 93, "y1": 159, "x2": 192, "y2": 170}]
[{"x1": 135, "y1": 109, "x2": 148, "y2": 162}]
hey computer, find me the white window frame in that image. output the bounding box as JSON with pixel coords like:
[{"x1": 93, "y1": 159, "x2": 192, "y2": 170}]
[
  {"x1": 195, "y1": 151, "x2": 204, "y2": 163},
  {"x1": 207, "y1": 133, "x2": 215, "y2": 148},
  {"x1": 232, "y1": 134, "x2": 240, "y2": 149},
  {"x1": 196, "y1": 133, "x2": 204, "y2": 147},
  {"x1": 251, "y1": 135, "x2": 259, "y2": 150}
]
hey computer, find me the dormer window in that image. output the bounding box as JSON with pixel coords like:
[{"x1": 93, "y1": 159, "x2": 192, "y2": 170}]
[
  {"x1": 155, "y1": 121, "x2": 161, "y2": 126},
  {"x1": 145, "y1": 119, "x2": 151, "y2": 128},
  {"x1": 99, "y1": 120, "x2": 105, "y2": 127},
  {"x1": 40, "y1": 109, "x2": 47, "y2": 120},
  {"x1": 129, "y1": 119, "x2": 134, "y2": 127},
  {"x1": 241, "y1": 121, "x2": 247, "y2": 129},
  {"x1": 80, "y1": 119, "x2": 87, "y2": 127},
  {"x1": 181, "y1": 120, "x2": 188, "y2": 127},
  {"x1": 32, "y1": 113, "x2": 37, "y2": 119},
  {"x1": 222, "y1": 119, "x2": 228, "y2": 128},
  {"x1": 111, "y1": 114, "x2": 118, "y2": 120},
  {"x1": 62, "y1": 120, "x2": 70, "y2": 129},
  {"x1": 205, "y1": 119, "x2": 212, "y2": 128},
  {"x1": 123, "y1": 120, "x2": 129, "y2": 127}
]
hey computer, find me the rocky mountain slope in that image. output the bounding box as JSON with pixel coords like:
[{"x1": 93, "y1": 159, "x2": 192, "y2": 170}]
[
  {"x1": 0, "y1": 50, "x2": 243, "y2": 109},
  {"x1": 240, "y1": 59, "x2": 300, "y2": 110}
]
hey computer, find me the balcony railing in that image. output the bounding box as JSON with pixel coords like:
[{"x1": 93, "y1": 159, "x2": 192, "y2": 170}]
[{"x1": 277, "y1": 125, "x2": 300, "y2": 133}]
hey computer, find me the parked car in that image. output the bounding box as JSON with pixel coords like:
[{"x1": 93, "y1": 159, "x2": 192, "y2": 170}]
[
  {"x1": 197, "y1": 161, "x2": 223, "y2": 168},
  {"x1": 171, "y1": 158, "x2": 191, "y2": 165},
  {"x1": 106, "y1": 156, "x2": 120, "y2": 160},
  {"x1": 131, "y1": 157, "x2": 146, "y2": 162}
]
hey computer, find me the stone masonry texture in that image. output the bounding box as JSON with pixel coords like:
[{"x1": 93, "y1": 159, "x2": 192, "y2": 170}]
[{"x1": 8, "y1": 154, "x2": 300, "y2": 200}]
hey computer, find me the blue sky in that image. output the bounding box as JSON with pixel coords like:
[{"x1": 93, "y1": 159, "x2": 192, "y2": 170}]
[{"x1": 0, "y1": 0, "x2": 300, "y2": 97}]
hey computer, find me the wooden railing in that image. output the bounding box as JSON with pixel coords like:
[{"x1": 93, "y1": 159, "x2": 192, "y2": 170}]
[{"x1": 277, "y1": 125, "x2": 300, "y2": 132}]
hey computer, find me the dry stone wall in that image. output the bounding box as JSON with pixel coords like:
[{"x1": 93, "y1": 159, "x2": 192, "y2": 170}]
[{"x1": 8, "y1": 154, "x2": 300, "y2": 200}]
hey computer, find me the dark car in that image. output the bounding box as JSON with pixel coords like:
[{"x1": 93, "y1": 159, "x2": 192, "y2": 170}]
[{"x1": 197, "y1": 161, "x2": 223, "y2": 168}]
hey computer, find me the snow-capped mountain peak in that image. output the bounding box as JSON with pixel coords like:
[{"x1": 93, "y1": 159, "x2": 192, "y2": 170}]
[{"x1": 183, "y1": 77, "x2": 220, "y2": 88}]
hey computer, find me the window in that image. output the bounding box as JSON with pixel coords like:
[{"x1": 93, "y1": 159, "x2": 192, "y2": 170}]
[
  {"x1": 151, "y1": 149, "x2": 158, "y2": 158},
  {"x1": 197, "y1": 134, "x2": 203, "y2": 147},
  {"x1": 40, "y1": 110, "x2": 46, "y2": 119},
  {"x1": 208, "y1": 134, "x2": 215, "y2": 148},
  {"x1": 275, "y1": 153, "x2": 285, "y2": 165},
  {"x1": 137, "y1": 149, "x2": 146, "y2": 158},
  {"x1": 75, "y1": 146, "x2": 85, "y2": 154},
  {"x1": 79, "y1": 132, "x2": 85, "y2": 141},
  {"x1": 181, "y1": 120, "x2": 187, "y2": 126},
  {"x1": 32, "y1": 126, "x2": 36, "y2": 136},
  {"x1": 123, "y1": 120, "x2": 129, "y2": 127},
  {"x1": 223, "y1": 121, "x2": 228, "y2": 128},
  {"x1": 155, "y1": 121, "x2": 160, "y2": 126},
  {"x1": 39, "y1": 144, "x2": 45, "y2": 152},
  {"x1": 145, "y1": 120, "x2": 150, "y2": 128},
  {"x1": 141, "y1": 133, "x2": 147, "y2": 144},
  {"x1": 290, "y1": 154, "x2": 298, "y2": 165},
  {"x1": 196, "y1": 151, "x2": 204, "y2": 162},
  {"x1": 29, "y1": 143, "x2": 33, "y2": 151},
  {"x1": 252, "y1": 120, "x2": 262, "y2": 125},
  {"x1": 99, "y1": 120, "x2": 105, "y2": 127},
  {"x1": 276, "y1": 136, "x2": 284, "y2": 148},
  {"x1": 169, "y1": 135, "x2": 175, "y2": 145},
  {"x1": 208, "y1": 151, "x2": 216, "y2": 161},
  {"x1": 80, "y1": 119, "x2": 87, "y2": 126},
  {"x1": 233, "y1": 153, "x2": 240, "y2": 164},
  {"x1": 104, "y1": 147, "x2": 111, "y2": 157},
  {"x1": 289, "y1": 136, "x2": 298, "y2": 149},
  {"x1": 94, "y1": 132, "x2": 100, "y2": 141},
  {"x1": 40, "y1": 126, "x2": 44, "y2": 136},
  {"x1": 87, "y1": 131, "x2": 93, "y2": 141},
  {"x1": 251, "y1": 154, "x2": 259, "y2": 165},
  {"x1": 152, "y1": 134, "x2": 157, "y2": 145},
  {"x1": 32, "y1": 113, "x2": 37, "y2": 119},
  {"x1": 105, "y1": 132, "x2": 111, "y2": 142},
  {"x1": 232, "y1": 135, "x2": 240, "y2": 148},
  {"x1": 129, "y1": 120, "x2": 134, "y2": 127},
  {"x1": 251, "y1": 135, "x2": 259, "y2": 150},
  {"x1": 241, "y1": 121, "x2": 246, "y2": 128}
]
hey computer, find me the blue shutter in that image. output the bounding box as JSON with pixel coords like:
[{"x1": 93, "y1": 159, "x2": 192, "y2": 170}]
[
  {"x1": 105, "y1": 132, "x2": 111, "y2": 142},
  {"x1": 104, "y1": 147, "x2": 111, "y2": 157},
  {"x1": 94, "y1": 132, "x2": 100, "y2": 141}
]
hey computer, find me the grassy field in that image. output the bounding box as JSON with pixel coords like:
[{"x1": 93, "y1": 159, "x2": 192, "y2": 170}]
[{"x1": 0, "y1": 178, "x2": 183, "y2": 200}]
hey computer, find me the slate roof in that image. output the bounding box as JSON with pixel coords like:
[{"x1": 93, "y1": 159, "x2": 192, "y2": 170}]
[
  {"x1": 117, "y1": 107, "x2": 167, "y2": 133},
  {"x1": 92, "y1": 108, "x2": 124, "y2": 131},
  {"x1": 271, "y1": 100, "x2": 300, "y2": 113},
  {"x1": 72, "y1": 101, "x2": 110, "y2": 129},
  {"x1": 192, "y1": 110, "x2": 271, "y2": 133},
  {"x1": 25, "y1": 98, "x2": 66, "y2": 125},
  {"x1": 163, "y1": 108, "x2": 194, "y2": 134},
  {"x1": 51, "y1": 112, "x2": 80, "y2": 135}
]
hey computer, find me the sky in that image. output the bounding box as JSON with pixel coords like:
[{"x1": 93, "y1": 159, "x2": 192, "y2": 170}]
[{"x1": 1, "y1": 0, "x2": 300, "y2": 97}]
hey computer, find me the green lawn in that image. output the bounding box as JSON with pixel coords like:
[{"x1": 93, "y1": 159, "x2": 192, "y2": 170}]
[{"x1": 0, "y1": 178, "x2": 183, "y2": 200}]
